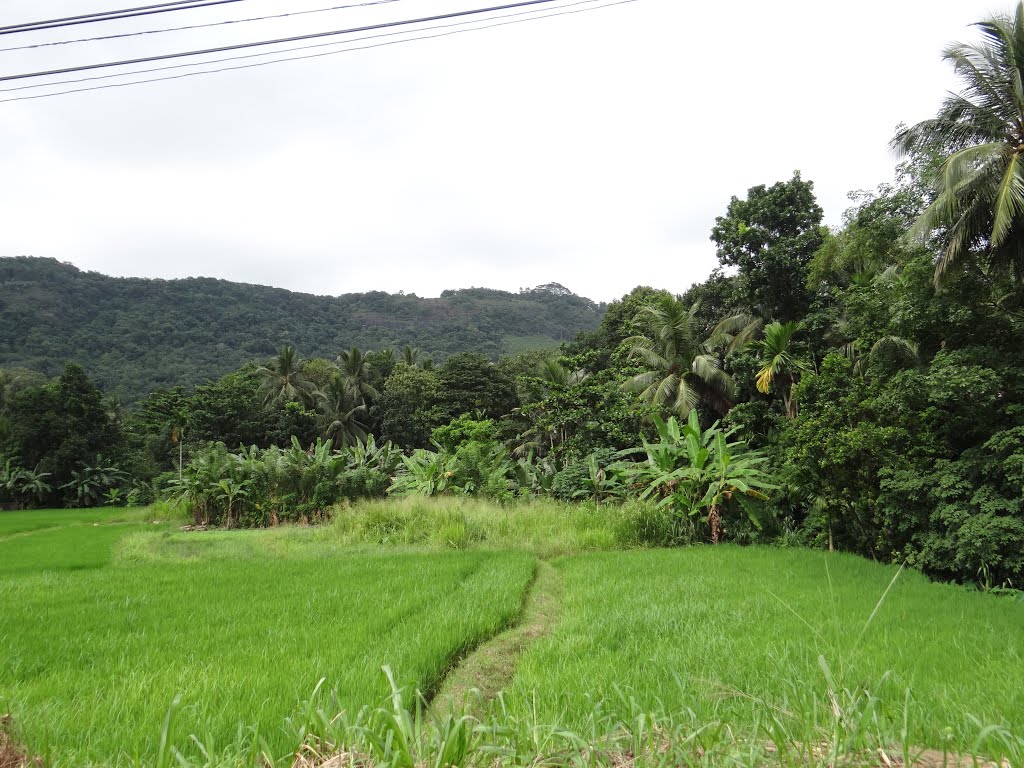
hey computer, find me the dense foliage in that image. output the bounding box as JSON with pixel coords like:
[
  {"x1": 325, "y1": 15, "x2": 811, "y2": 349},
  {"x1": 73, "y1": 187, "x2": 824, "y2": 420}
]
[{"x1": 3, "y1": 5, "x2": 1024, "y2": 589}]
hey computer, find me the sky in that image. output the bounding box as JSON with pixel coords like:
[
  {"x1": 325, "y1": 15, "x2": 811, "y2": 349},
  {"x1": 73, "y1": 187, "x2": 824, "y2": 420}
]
[{"x1": 0, "y1": 0, "x2": 1005, "y2": 302}]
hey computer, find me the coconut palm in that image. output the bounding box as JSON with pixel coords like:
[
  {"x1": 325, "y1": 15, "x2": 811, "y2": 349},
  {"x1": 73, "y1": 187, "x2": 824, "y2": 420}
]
[
  {"x1": 256, "y1": 346, "x2": 317, "y2": 407},
  {"x1": 537, "y1": 358, "x2": 589, "y2": 388},
  {"x1": 319, "y1": 375, "x2": 369, "y2": 448},
  {"x1": 336, "y1": 347, "x2": 380, "y2": 402},
  {"x1": 707, "y1": 312, "x2": 764, "y2": 355},
  {"x1": 400, "y1": 344, "x2": 421, "y2": 367},
  {"x1": 399, "y1": 344, "x2": 434, "y2": 370},
  {"x1": 892, "y1": 4, "x2": 1024, "y2": 286},
  {"x1": 622, "y1": 295, "x2": 735, "y2": 416}
]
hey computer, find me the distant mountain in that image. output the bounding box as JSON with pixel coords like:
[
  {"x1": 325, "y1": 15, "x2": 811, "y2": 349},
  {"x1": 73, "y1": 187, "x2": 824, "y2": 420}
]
[{"x1": 0, "y1": 257, "x2": 606, "y2": 400}]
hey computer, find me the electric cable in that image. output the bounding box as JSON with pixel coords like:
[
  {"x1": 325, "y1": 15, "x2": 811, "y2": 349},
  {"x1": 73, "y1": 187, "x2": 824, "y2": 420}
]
[
  {"x1": 1, "y1": 0, "x2": 256, "y2": 36},
  {"x1": 0, "y1": 0, "x2": 563, "y2": 82},
  {"x1": 0, "y1": 0, "x2": 639, "y2": 103},
  {"x1": 1, "y1": 0, "x2": 609, "y2": 93},
  {"x1": 0, "y1": 0, "x2": 406, "y2": 54}
]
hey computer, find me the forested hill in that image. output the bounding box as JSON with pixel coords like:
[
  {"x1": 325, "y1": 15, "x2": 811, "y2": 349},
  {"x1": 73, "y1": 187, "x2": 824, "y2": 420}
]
[{"x1": 0, "y1": 257, "x2": 606, "y2": 400}]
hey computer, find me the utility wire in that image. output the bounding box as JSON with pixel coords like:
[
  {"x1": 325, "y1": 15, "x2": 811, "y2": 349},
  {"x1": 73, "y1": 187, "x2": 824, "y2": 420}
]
[
  {"x1": 0, "y1": 0, "x2": 561, "y2": 83},
  {"x1": 2, "y1": 0, "x2": 220, "y2": 31},
  {"x1": 1, "y1": 0, "x2": 608, "y2": 93},
  {"x1": 0, "y1": 0, "x2": 406, "y2": 54},
  {"x1": 0, "y1": 0, "x2": 639, "y2": 103},
  {"x1": 0, "y1": 0, "x2": 255, "y2": 36}
]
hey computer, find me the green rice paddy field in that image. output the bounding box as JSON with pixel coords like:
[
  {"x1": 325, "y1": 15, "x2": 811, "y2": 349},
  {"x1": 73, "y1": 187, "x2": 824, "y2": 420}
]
[{"x1": 1, "y1": 502, "x2": 1022, "y2": 767}]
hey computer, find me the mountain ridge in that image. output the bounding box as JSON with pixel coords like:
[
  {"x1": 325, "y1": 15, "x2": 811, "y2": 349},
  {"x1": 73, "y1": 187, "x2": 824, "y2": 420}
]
[{"x1": 0, "y1": 256, "x2": 606, "y2": 400}]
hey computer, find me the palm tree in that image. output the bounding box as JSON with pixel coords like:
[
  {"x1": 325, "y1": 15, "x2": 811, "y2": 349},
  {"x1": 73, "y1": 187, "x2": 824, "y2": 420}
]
[
  {"x1": 537, "y1": 358, "x2": 589, "y2": 388},
  {"x1": 256, "y1": 346, "x2": 317, "y2": 407},
  {"x1": 400, "y1": 344, "x2": 421, "y2": 367},
  {"x1": 842, "y1": 335, "x2": 920, "y2": 379},
  {"x1": 336, "y1": 347, "x2": 380, "y2": 402},
  {"x1": 892, "y1": 4, "x2": 1024, "y2": 287},
  {"x1": 621, "y1": 295, "x2": 735, "y2": 416},
  {"x1": 399, "y1": 345, "x2": 435, "y2": 370},
  {"x1": 750, "y1": 321, "x2": 809, "y2": 419},
  {"x1": 707, "y1": 312, "x2": 764, "y2": 355},
  {"x1": 319, "y1": 375, "x2": 369, "y2": 448}
]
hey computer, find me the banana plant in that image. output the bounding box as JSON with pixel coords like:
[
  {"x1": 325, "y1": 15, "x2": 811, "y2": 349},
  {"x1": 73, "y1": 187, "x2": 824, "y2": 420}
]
[
  {"x1": 635, "y1": 411, "x2": 776, "y2": 542},
  {"x1": 389, "y1": 450, "x2": 458, "y2": 496},
  {"x1": 215, "y1": 477, "x2": 250, "y2": 529}
]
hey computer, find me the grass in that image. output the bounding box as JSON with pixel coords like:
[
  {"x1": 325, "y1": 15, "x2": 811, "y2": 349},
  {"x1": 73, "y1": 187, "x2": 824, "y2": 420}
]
[
  {"x1": 433, "y1": 561, "x2": 563, "y2": 713},
  {"x1": 2, "y1": 500, "x2": 1023, "y2": 766},
  {"x1": 0, "y1": 506, "x2": 156, "y2": 538},
  {"x1": 324, "y1": 496, "x2": 683, "y2": 557},
  {"x1": 506, "y1": 548, "x2": 1024, "y2": 748},
  {"x1": 0, "y1": 518, "x2": 534, "y2": 766}
]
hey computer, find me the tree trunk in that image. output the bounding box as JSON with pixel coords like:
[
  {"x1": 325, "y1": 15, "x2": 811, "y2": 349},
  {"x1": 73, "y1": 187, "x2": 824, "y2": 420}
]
[
  {"x1": 783, "y1": 376, "x2": 799, "y2": 419},
  {"x1": 709, "y1": 504, "x2": 722, "y2": 544}
]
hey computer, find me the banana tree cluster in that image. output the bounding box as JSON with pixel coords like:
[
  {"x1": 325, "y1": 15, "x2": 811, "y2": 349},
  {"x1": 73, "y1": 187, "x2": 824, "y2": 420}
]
[
  {"x1": 0, "y1": 459, "x2": 52, "y2": 508},
  {"x1": 169, "y1": 435, "x2": 400, "y2": 527}
]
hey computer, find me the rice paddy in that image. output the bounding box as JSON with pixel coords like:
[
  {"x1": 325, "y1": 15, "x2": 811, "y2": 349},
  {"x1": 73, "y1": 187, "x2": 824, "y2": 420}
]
[
  {"x1": 0, "y1": 509, "x2": 534, "y2": 765},
  {"x1": 1, "y1": 501, "x2": 1022, "y2": 767},
  {"x1": 506, "y1": 548, "x2": 1024, "y2": 744}
]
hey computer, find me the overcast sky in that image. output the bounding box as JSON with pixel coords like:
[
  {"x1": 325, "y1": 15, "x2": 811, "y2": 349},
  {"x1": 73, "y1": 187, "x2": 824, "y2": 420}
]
[{"x1": 0, "y1": 0, "x2": 1004, "y2": 302}]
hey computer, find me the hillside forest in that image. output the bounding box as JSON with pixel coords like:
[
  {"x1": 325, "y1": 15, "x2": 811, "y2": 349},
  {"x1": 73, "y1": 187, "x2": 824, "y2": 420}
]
[
  {"x1": 2, "y1": 5, "x2": 1024, "y2": 590},
  {"x1": 0, "y1": 258, "x2": 605, "y2": 400}
]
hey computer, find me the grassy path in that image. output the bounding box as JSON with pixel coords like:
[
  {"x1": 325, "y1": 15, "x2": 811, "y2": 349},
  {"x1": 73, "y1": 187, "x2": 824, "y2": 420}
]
[{"x1": 432, "y1": 560, "x2": 563, "y2": 713}]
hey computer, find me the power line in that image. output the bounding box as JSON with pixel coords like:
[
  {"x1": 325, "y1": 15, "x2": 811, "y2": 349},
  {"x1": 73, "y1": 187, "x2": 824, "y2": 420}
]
[
  {"x1": 0, "y1": 0, "x2": 639, "y2": 103},
  {"x1": 1, "y1": 0, "x2": 216, "y2": 31},
  {"x1": 0, "y1": 0, "x2": 254, "y2": 36},
  {"x1": 0, "y1": 0, "x2": 406, "y2": 54},
  {"x1": 2, "y1": 0, "x2": 608, "y2": 93},
  {"x1": 0, "y1": 0, "x2": 563, "y2": 83}
]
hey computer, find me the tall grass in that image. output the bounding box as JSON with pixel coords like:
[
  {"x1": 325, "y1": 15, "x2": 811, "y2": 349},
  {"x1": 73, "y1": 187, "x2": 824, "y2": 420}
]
[
  {"x1": 324, "y1": 496, "x2": 688, "y2": 557},
  {"x1": 169, "y1": 666, "x2": 1024, "y2": 767}
]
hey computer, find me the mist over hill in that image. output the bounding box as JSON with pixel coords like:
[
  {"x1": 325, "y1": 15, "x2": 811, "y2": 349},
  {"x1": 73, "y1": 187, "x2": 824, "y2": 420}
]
[{"x1": 0, "y1": 257, "x2": 606, "y2": 400}]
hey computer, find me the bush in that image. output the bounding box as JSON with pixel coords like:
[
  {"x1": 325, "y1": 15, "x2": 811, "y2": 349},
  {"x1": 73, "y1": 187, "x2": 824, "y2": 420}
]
[
  {"x1": 338, "y1": 467, "x2": 391, "y2": 501},
  {"x1": 551, "y1": 449, "x2": 620, "y2": 501}
]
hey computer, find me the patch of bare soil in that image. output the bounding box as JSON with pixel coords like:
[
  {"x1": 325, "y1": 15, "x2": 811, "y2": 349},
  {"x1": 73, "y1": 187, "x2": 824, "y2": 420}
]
[
  {"x1": 762, "y1": 741, "x2": 1012, "y2": 768},
  {"x1": 874, "y1": 748, "x2": 1009, "y2": 768},
  {"x1": 291, "y1": 738, "x2": 1013, "y2": 768},
  {"x1": 0, "y1": 716, "x2": 39, "y2": 768}
]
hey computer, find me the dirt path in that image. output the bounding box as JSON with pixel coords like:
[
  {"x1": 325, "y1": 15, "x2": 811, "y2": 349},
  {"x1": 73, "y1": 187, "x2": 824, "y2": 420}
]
[{"x1": 431, "y1": 559, "x2": 562, "y2": 714}]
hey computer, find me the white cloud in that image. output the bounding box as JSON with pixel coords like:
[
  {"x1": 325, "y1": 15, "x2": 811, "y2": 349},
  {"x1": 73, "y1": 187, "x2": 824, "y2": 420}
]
[{"x1": 0, "y1": 0, "x2": 999, "y2": 301}]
